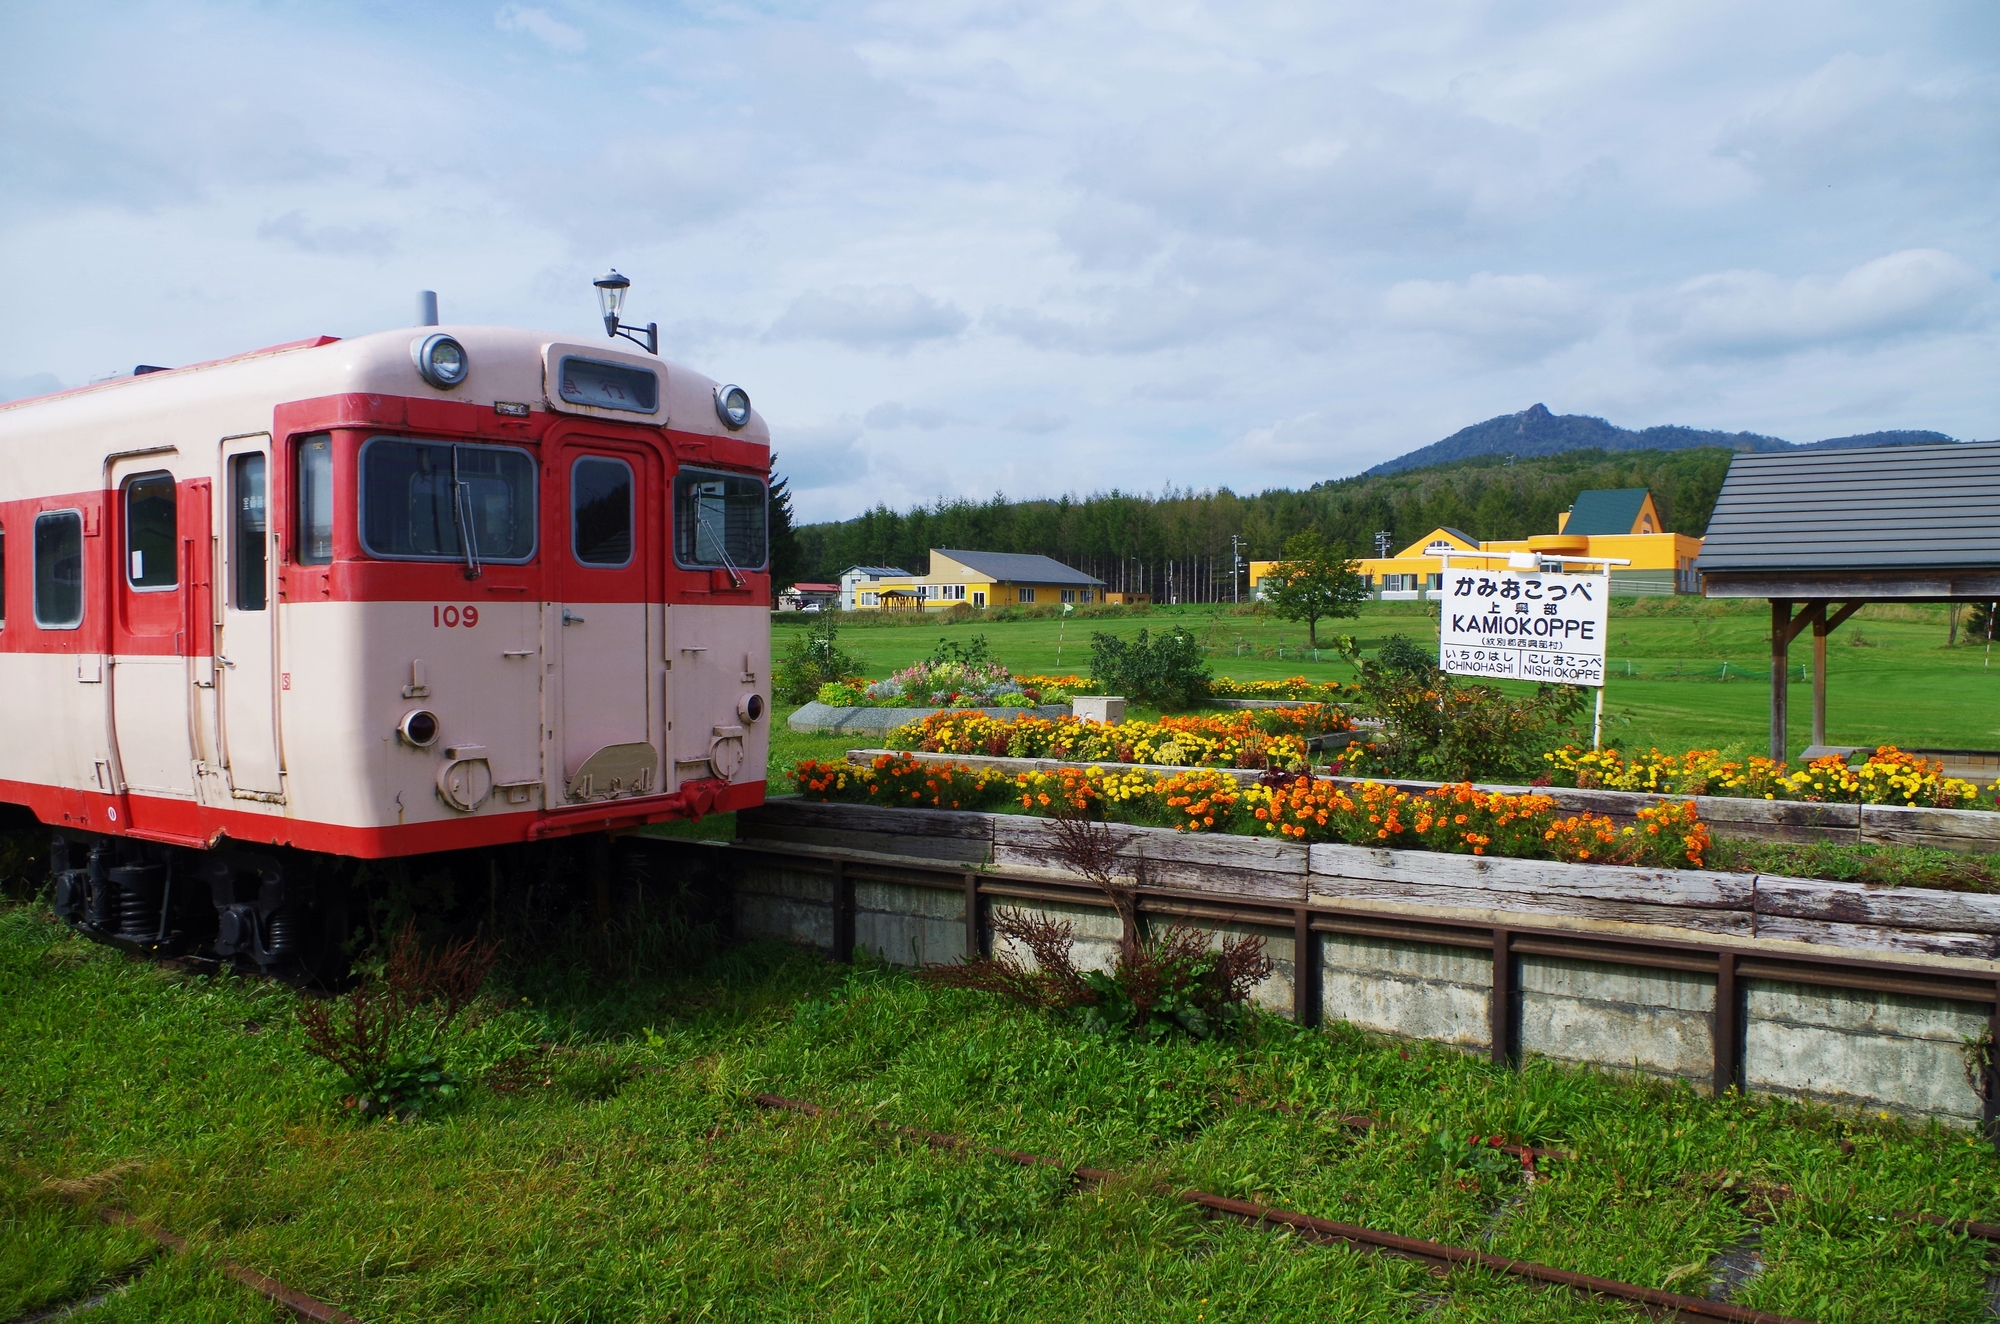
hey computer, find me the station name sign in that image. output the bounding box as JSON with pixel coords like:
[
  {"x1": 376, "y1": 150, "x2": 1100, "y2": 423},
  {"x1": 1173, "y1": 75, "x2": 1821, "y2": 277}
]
[{"x1": 1438, "y1": 570, "x2": 1607, "y2": 687}]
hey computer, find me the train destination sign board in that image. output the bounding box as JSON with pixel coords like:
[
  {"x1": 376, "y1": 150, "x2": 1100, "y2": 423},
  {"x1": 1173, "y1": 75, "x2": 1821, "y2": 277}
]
[{"x1": 1437, "y1": 569, "x2": 1608, "y2": 687}]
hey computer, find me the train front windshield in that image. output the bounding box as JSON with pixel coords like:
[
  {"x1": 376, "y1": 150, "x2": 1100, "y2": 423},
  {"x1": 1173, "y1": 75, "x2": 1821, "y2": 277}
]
[{"x1": 674, "y1": 470, "x2": 767, "y2": 571}]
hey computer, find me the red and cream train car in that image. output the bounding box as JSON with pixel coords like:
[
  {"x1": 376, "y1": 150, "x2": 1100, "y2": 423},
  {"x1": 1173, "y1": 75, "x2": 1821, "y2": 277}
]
[{"x1": 0, "y1": 325, "x2": 771, "y2": 971}]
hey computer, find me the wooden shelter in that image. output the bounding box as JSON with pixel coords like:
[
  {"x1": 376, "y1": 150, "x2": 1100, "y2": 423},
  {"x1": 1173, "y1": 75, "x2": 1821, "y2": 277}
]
[{"x1": 1696, "y1": 441, "x2": 2000, "y2": 759}]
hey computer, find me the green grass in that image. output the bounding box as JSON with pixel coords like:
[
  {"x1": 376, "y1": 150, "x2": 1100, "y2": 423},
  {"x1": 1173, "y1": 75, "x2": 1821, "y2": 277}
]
[
  {"x1": 6, "y1": 903, "x2": 2000, "y2": 1321},
  {"x1": 779, "y1": 598, "x2": 2000, "y2": 761}
]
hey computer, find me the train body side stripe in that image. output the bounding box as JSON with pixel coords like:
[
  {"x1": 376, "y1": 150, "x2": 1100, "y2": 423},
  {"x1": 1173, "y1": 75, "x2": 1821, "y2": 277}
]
[{"x1": 0, "y1": 776, "x2": 765, "y2": 858}]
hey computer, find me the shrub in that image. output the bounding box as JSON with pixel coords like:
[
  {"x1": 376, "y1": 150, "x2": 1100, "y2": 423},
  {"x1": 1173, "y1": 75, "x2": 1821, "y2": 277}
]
[
  {"x1": 1089, "y1": 628, "x2": 1211, "y2": 709},
  {"x1": 295, "y1": 921, "x2": 501, "y2": 1119},
  {"x1": 777, "y1": 616, "x2": 860, "y2": 705},
  {"x1": 1351, "y1": 642, "x2": 1584, "y2": 783}
]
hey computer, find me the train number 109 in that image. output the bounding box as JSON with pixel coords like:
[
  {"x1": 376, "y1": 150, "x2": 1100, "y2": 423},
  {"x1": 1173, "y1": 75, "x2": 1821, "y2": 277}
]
[{"x1": 433, "y1": 605, "x2": 481, "y2": 628}]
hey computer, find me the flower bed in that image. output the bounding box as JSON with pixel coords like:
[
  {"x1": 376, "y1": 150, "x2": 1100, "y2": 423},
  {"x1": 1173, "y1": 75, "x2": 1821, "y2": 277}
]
[
  {"x1": 789, "y1": 754, "x2": 1710, "y2": 869},
  {"x1": 1206, "y1": 676, "x2": 1359, "y2": 703},
  {"x1": 887, "y1": 707, "x2": 1345, "y2": 771},
  {"x1": 1544, "y1": 744, "x2": 1996, "y2": 811},
  {"x1": 814, "y1": 659, "x2": 1079, "y2": 709}
]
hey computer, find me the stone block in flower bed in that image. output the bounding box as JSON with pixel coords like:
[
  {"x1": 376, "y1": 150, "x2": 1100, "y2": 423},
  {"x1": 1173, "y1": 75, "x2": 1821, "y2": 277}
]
[{"x1": 787, "y1": 702, "x2": 1069, "y2": 736}]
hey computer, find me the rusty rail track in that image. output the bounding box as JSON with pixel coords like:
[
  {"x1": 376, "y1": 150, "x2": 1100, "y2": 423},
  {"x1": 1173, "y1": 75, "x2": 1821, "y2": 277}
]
[{"x1": 752, "y1": 1092, "x2": 1817, "y2": 1324}]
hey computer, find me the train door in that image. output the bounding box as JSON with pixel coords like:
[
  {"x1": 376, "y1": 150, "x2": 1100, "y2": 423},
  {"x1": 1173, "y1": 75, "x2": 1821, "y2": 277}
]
[
  {"x1": 552, "y1": 434, "x2": 656, "y2": 801},
  {"x1": 216, "y1": 435, "x2": 284, "y2": 798},
  {"x1": 106, "y1": 457, "x2": 205, "y2": 798}
]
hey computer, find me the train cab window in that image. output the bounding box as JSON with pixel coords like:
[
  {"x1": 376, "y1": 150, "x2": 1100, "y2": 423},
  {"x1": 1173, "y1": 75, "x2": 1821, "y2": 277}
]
[
  {"x1": 33, "y1": 510, "x2": 83, "y2": 629},
  {"x1": 124, "y1": 472, "x2": 178, "y2": 590},
  {"x1": 230, "y1": 454, "x2": 268, "y2": 611},
  {"x1": 359, "y1": 437, "x2": 536, "y2": 563},
  {"x1": 296, "y1": 434, "x2": 334, "y2": 565},
  {"x1": 673, "y1": 470, "x2": 767, "y2": 571},
  {"x1": 571, "y1": 456, "x2": 633, "y2": 567}
]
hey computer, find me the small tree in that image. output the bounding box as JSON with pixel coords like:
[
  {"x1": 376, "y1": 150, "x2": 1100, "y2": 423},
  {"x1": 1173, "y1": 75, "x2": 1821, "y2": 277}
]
[
  {"x1": 767, "y1": 460, "x2": 806, "y2": 598},
  {"x1": 1089, "y1": 628, "x2": 1210, "y2": 709},
  {"x1": 1260, "y1": 530, "x2": 1369, "y2": 647},
  {"x1": 776, "y1": 614, "x2": 859, "y2": 704}
]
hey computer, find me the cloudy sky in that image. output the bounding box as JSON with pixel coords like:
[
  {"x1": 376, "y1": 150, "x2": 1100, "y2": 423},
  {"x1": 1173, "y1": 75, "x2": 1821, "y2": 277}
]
[{"x1": 3, "y1": 2, "x2": 1995, "y2": 521}]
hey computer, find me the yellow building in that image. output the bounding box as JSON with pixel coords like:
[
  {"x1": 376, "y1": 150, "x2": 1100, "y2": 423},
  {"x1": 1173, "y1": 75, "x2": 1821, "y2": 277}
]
[
  {"x1": 1250, "y1": 489, "x2": 1702, "y2": 601},
  {"x1": 855, "y1": 549, "x2": 1107, "y2": 611}
]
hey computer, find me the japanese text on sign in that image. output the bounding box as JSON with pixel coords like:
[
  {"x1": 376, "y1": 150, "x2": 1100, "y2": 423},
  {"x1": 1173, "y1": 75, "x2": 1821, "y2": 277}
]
[{"x1": 1437, "y1": 569, "x2": 1608, "y2": 687}]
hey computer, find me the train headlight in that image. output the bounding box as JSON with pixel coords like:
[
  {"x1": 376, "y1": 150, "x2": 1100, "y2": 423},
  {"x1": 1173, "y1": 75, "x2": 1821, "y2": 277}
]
[
  {"x1": 398, "y1": 709, "x2": 440, "y2": 748},
  {"x1": 714, "y1": 384, "x2": 751, "y2": 429},
  {"x1": 738, "y1": 693, "x2": 765, "y2": 723},
  {"x1": 411, "y1": 333, "x2": 469, "y2": 389}
]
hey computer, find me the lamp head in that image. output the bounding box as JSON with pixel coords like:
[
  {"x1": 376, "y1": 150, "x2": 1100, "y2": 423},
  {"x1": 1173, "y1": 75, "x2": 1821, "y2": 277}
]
[{"x1": 593, "y1": 270, "x2": 631, "y2": 334}]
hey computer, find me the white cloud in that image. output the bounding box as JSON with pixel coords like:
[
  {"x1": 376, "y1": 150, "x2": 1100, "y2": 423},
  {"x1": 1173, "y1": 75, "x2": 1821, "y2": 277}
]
[
  {"x1": 769, "y1": 286, "x2": 970, "y2": 350},
  {"x1": 2, "y1": 2, "x2": 1996, "y2": 519},
  {"x1": 1002, "y1": 408, "x2": 1067, "y2": 434},
  {"x1": 864, "y1": 401, "x2": 956, "y2": 429},
  {"x1": 257, "y1": 210, "x2": 395, "y2": 259},
  {"x1": 1637, "y1": 249, "x2": 1990, "y2": 361},
  {"x1": 495, "y1": 5, "x2": 586, "y2": 54},
  {"x1": 1381, "y1": 273, "x2": 1601, "y2": 362}
]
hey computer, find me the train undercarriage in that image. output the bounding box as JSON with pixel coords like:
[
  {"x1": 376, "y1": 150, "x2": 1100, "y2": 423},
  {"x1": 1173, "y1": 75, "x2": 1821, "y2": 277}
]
[{"x1": 47, "y1": 832, "x2": 351, "y2": 983}]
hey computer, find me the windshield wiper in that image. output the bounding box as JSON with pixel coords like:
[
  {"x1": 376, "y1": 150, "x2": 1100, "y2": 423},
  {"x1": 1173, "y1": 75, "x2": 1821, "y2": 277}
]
[
  {"x1": 450, "y1": 445, "x2": 483, "y2": 581},
  {"x1": 696, "y1": 506, "x2": 747, "y2": 589}
]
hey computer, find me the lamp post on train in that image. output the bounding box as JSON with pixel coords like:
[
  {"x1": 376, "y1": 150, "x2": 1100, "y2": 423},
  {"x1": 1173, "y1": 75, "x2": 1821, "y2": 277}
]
[{"x1": 593, "y1": 270, "x2": 659, "y2": 355}]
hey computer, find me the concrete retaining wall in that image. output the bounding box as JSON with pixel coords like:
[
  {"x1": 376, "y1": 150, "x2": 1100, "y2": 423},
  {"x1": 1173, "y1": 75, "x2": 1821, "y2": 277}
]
[{"x1": 720, "y1": 799, "x2": 2000, "y2": 1127}]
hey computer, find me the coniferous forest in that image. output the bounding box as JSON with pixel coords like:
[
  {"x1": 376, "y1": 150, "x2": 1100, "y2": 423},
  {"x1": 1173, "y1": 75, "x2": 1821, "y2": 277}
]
[{"x1": 790, "y1": 446, "x2": 1735, "y2": 602}]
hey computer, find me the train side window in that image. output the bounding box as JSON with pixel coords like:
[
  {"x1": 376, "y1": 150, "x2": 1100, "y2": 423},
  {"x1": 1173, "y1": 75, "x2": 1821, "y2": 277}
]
[
  {"x1": 296, "y1": 434, "x2": 334, "y2": 565},
  {"x1": 33, "y1": 510, "x2": 84, "y2": 629},
  {"x1": 358, "y1": 437, "x2": 537, "y2": 563},
  {"x1": 231, "y1": 453, "x2": 268, "y2": 611},
  {"x1": 672, "y1": 469, "x2": 768, "y2": 571},
  {"x1": 571, "y1": 456, "x2": 633, "y2": 567},
  {"x1": 124, "y1": 472, "x2": 178, "y2": 590}
]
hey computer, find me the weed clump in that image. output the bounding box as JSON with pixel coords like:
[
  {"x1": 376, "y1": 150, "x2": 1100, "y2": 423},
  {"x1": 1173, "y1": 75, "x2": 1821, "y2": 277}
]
[
  {"x1": 921, "y1": 803, "x2": 1271, "y2": 1040},
  {"x1": 296, "y1": 921, "x2": 500, "y2": 1119}
]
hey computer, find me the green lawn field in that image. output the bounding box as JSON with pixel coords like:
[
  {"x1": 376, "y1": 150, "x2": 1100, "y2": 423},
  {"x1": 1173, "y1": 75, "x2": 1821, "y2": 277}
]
[
  {"x1": 775, "y1": 599, "x2": 2000, "y2": 761},
  {"x1": 5, "y1": 906, "x2": 1999, "y2": 1322}
]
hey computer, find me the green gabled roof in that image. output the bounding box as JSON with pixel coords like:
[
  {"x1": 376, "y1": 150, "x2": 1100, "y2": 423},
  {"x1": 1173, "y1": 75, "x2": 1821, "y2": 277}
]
[{"x1": 1564, "y1": 489, "x2": 1650, "y2": 536}]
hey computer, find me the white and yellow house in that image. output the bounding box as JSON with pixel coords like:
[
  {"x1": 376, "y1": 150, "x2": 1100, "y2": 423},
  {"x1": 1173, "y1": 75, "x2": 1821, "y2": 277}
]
[
  {"x1": 1251, "y1": 489, "x2": 1703, "y2": 601},
  {"x1": 853, "y1": 549, "x2": 1107, "y2": 611}
]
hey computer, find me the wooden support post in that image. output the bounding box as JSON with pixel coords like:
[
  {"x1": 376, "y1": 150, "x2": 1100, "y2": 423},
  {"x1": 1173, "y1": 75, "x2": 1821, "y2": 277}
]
[
  {"x1": 1812, "y1": 606, "x2": 1829, "y2": 749},
  {"x1": 832, "y1": 861, "x2": 855, "y2": 963},
  {"x1": 1292, "y1": 908, "x2": 1320, "y2": 1028},
  {"x1": 1491, "y1": 928, "x2": 1516, "y2": 1066},
  {"x1": 1770, "y1": 600, "x2": 1792, "y2": 762},
  {"x1": 1986, "y1": 979, "x2": 2000, "y2": 1149},
  {"x1": 963, "y1": 873, "x2": 982, "y2": 961},
  {"x1": 1713, "y1": 951, "x2": 1740, "y2": 1098}
]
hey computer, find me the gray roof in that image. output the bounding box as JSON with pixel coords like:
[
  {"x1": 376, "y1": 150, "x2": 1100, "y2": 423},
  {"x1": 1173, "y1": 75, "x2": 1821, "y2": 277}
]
[
  {"x1": 841, "y1": 565, "x2": 912, "y2": 578},
  {"x1": 1696, "y1": 441, "x2": 2000, "y2": 572},
  {"x1": 1565, "y1": 489, "x2": 1650, "y2": 536},
  {"x1": 931, "y1": 549, "x2": 1105, "y2": 586}
]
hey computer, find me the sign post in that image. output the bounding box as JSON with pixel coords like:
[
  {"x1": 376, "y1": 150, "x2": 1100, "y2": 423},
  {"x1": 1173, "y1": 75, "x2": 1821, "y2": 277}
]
[{"x1": 1436, "y1": 552, "x2": 1626, "y2": 748}]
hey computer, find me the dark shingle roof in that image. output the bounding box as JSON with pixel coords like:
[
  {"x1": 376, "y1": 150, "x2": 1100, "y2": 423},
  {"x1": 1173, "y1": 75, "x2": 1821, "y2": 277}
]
[
  {"x1": 931, "y1": 549, "x2": 1105, "y2": 586},
  {"x1": 1564, "y1": 489, "x2": 1650, "y2": 536},
  {"x1": 1695, "y1": 442, "x2": 2000, "y2": 571}
]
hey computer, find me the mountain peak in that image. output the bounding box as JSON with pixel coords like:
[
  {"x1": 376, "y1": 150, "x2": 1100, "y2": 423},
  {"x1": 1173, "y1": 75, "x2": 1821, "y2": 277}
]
[{"x1": 1362, "y1": 407, "x2": 1954, "y2": 477}]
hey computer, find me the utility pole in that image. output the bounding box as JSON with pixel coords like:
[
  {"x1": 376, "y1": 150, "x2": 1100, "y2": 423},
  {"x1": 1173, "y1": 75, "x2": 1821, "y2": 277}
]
[
  {"x1": 1230, "y1": 534, "x2": 1245, "y2": 604},
  {"x1": 1374, "y1": 530, "x2": 1393, "y2": 558}
]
